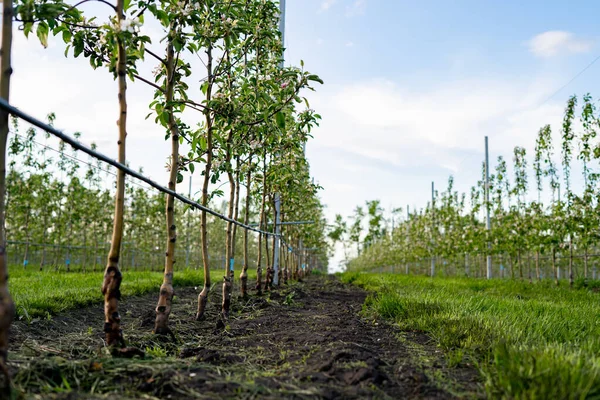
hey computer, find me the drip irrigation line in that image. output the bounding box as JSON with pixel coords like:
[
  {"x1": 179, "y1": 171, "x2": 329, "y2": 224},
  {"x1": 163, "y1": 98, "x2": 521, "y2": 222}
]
[{"x1": 0, "y1": 98, "x2": 277, "y2": 237}]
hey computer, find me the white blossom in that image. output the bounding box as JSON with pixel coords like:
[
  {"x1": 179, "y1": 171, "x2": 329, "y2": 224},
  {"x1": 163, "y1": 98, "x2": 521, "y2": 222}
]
[{"x1": 119, "y1": 17, "x2": 142, "y2": 33}]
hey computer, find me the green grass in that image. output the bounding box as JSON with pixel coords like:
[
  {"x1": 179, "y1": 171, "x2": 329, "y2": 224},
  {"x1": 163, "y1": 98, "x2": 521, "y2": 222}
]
[
  {"x1": 340, "y1": 272, "x2": 600, "y2": 399},
  {"x1": 10, "y1": 268, "x2": 254, "y2": 320}
]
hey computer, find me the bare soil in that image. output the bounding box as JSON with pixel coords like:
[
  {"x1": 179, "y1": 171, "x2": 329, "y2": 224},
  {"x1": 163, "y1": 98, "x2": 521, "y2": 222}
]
[{"x1": 7, "y1": 275, "x2": 482, "y2": 399}]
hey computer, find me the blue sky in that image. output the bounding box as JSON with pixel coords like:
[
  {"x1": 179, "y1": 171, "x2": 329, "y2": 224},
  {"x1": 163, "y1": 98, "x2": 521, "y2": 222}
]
[
  {"x1": 269, "y1": 1, "x2": 600, "y2": 270},
  {"x1": 8, "y1": 1, "x2": 600, "y2": 271}
]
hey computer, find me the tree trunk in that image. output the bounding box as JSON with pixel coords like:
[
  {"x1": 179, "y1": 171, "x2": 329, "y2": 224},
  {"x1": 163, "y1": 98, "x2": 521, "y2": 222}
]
[
  {"x1": 527, "y1": 252, "x2": 532, "y2": 283},
  {"x1": 196, "y1": 45, "x2": 213, "y2": 321},
  {"x1": 40, "y1": 214, "x2": 47, "y2": 271},
  {"x1": 0, "y1": 1, "x2": 15, "y2": 384},
  {"x1": 283, "y1": 240, "x2": 289, "y2": 284},
  {"x1": 518, "y1": 249, "x2": 523, "y2": 280},
  {"x1": 535, "y1": 251, "x2": 540, "y2": 281},
  {"x1": 569, "y1": 236, "x2": 574, "y2": 288},
  {"x1": 265, "y1": 200, "x2": 274, "y2": 291},
  {"x1": 231, "y1": 155, "x2": 241, "y2": 274},
  {"x1": 66, "y1": 214, "x2": 72, "y2": 272},
  {"x1": 255, "y1": 154, "x2": 267, "y2": 296},
  {"x1": 222, "y1": 131, "x2": 235, "y2": 320},
  {"x1": 240, "y1": 163, "x2": 251, "y2": 298},
  {"x1": 22, "y1": 210, "x2": 29, "y2": 268},
  {"x1": 293, "y1": 243, "x2": 299, "y2": 280},
  {"x1": 231, "y1": 156, "x2": 241, "y2": 275},
  {"x1": 101, "y1": 2, "x2": 128, "y2": 347},
  {"x1": 155, "y1": 35, "x2": 179, "y2": 335},
  {"x1": 82, "y1": 223, "x2": 87, "y2": 273},
  {"x1": 93, "y1": 236, "x2": 99, "y2": 272},
  {"x1": 584, "y1": 246, "x2": 589, "y2": 282},
  {"x1": 552, "y1": 246, "x2": 558, "y2": 286}
]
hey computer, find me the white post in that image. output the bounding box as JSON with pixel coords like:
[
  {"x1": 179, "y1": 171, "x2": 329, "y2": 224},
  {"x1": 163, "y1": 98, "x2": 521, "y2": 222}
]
[
  {"x1": 485, "y1": 136, "x2": 492, "y2": 279},
  {"x1": 273, "y1": 0, "x2": 285, "y2": 285},
  {"x1": 279, "y1": 0, "x2": 286, "y2": 61}
]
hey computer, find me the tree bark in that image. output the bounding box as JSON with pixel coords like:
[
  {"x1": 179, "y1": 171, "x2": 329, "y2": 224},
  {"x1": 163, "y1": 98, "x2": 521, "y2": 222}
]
[
  {"x1": 535, "y1": 250, "x2": 540, "y2": 281},
  {"x1": 231, "y1": 155, "x2": 241, "y2": 274},
  {"x1": 101, "y1": 1, "x2": 128, "y2": 347},
  {"x1": 240, "y1": 162, "x2": 251, "y2": 298},
  {"x1": 264, "y1": 201, "x2": 273, "y2": 291},
  {"x1": 569, "y1": 236, "x2": 574, "y2": 288},
  {"x1": 254, "y1": 154, "x2": 267, "y2": 295},
  {"x1": 0, "y1": 0, "x2": 15, "y2": 384},
  {"x1": 196, "y1": 44, "x2": 213, "y2": 321},
  {"x1": 584, "y1": 246, "x2": 589, "y2": 282},
  {"x1": 552, "y1": 246, "x2": 558, "y2": 286},
  {"x1": 222, "y1": 130, "x2": 235, "y2": 320},
  {"x1": 155, "y1": 33, "x2": 179, "y2": 335}
]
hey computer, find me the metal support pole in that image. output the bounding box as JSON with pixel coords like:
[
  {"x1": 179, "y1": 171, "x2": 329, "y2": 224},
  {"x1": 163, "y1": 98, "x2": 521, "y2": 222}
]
[
  {"x1": 273, "y1": 193, "x2": 281, "y2": 285},
  {"x1": 279, "y1": 0, "x2": 286, "y2": 65},
  {"x1": 431, "y1": 182, "x2": 435, "y2": 277},
  {"x1": 485, "y1": 136, "x2": 492, "y2": 279},
  {"x1": 298, "y1": 239, "x2": 303, "y2": 275}
]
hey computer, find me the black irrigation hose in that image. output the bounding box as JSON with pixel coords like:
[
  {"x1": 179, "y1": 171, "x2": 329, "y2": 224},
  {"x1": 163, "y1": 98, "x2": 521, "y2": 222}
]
[{"x1": 0, "y1": 98, "x2": 277, "y2": 237}]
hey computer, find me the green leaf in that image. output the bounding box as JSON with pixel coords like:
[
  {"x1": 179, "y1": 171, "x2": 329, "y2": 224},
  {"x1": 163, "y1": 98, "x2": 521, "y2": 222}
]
[
  {"x1": 275, "y1": 112, "x2": 286, "y2": 129},
  {"x1": 307, "y1": 74, "x2": 323, "y2": 84},
  {"x1": 61, "y1": 28, "x2": 72, "y2": 43},
  {"x1": 201, "y1": 81, "x2": 209, "y2": 96},
  {"x1": 189, "y1": 163, "x2": 195, "y2": 174},
  {"x1": 36, "y1": 22, "x2": 49, "y2": 48}
]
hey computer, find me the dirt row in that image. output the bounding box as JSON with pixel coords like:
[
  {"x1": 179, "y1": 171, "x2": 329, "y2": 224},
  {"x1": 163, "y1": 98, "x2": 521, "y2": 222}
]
[{"x1": 7, "y1": 275, "x2": 481, "y2": 399}]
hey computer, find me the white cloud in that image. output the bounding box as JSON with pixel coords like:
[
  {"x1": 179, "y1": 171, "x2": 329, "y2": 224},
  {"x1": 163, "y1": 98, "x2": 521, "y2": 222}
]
[
  {"x1": 305, "y1": 75, "x2": 568, "y2": 241},
  {"x1": 317, "y1": 38, "x2": 324, "y2": 45},
  {"x1": 345, "y1": 41, "x2": 354, "y2": 47},
  {"x1": 319, "y1": 0, "x2": 337, "y2": 12},
  {"x1": 305, "y1": 74, "x2": 574, "y2": 272},
  {"x1": 527, "y1": 31, "x2": 593, "y2": 58},
  {"x1": 345, "y1": 0, "x2": 366, "y2": 17}
]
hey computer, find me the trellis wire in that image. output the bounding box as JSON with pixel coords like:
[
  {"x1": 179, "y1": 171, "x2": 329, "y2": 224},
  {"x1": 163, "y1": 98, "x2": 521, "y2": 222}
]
[{"x1": 0, "y1": 98, "x2": 278, "y2": 237}]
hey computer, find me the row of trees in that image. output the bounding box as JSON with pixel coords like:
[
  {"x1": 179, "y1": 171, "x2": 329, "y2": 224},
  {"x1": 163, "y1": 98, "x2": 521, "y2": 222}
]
[
  {"x1": 5, "y1": 121, "x2": 272, "y2": 271},
  {"x1": 335, "y1": 95, "x2": 600, "y2": 284},
  {"x1": 0, "y1": 0, "x2": 331, "y2": 381}
]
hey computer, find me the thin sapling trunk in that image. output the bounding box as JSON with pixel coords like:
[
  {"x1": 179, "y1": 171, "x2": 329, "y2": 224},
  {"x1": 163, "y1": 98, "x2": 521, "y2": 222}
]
[
  {"x1": 154, "y1": 33, "x2": 179, "y2": 335},
  {"x1": 0, "y1": 0, "x2": 15, "y2": 385}
]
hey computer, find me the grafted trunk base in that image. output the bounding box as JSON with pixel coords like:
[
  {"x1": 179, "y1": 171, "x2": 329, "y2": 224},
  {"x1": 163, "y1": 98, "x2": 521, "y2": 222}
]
[
  {"x1": 255, "y1": 268, "x2": 263, "y2": 296},
  {"x1": 154, "y1": 282, "x2": 174, "y2": 335},
  {"x1": 0, "y1": 284, "x2": 14, "y2": 389},
  {"x1": 221, "y1": 275, "x2": 232, "y2": 320},
  {"x1": 240, "y1": 270, "x2": 248, "y2": 299},
  {"x1": 196, "y1": 286, "x2": 209, "y2": 321},
  {"x1": 102, "y1": 265, "x2": 124, "y2": 347},
  {"x1": 265, "y1": 267, "x2": 273, "y2": 291}
]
